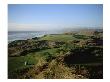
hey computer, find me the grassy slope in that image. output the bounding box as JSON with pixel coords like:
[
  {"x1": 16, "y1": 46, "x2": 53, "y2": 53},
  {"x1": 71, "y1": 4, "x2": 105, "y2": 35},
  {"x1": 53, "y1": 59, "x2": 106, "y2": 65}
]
[
  {"x1": 8, "y1": 48, "x2": 58, "y2": 73},
  {"x1": 8, "y1": 34, "x2": 75, "y2": 78},
  {"x1": 8, "y1": 32, "x2": 103, "y2": 79}
]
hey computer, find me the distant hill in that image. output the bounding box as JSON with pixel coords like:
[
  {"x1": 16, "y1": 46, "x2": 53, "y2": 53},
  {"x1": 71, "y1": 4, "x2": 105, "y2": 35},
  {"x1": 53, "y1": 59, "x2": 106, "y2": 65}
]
[
  {"x1": 63, "y1": 28, "x2": 103, "y2": 35},
  {"x1": 58, "y1": 27, "x2": 102, "y2": 34}
]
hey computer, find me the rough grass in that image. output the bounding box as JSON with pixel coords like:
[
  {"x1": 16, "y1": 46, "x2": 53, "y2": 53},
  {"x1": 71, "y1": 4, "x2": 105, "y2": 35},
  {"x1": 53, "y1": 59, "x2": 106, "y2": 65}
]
[
  {"x1": 8, "y1": 31, "x2": 103, "y2": 79},
  {"x1": 35, "y1": 59, "x2": 77, "y2": 79}
]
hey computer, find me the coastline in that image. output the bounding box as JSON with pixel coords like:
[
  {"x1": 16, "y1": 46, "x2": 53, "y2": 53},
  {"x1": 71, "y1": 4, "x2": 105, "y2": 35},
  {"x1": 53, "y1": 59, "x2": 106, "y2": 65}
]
[{"x1": 8, "y1": 30, "x2": 103, "y2": 79}]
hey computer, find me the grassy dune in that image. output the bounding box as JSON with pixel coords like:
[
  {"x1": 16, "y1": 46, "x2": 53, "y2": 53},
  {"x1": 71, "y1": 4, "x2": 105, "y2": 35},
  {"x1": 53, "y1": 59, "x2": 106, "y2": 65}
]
[{"x1": 8, "y1": 30, "x2": 103, "y2": 79}]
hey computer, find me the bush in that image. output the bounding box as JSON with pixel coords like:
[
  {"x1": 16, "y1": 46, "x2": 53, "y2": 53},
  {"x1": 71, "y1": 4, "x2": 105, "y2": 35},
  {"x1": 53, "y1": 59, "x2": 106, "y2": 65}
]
[{"x1": 43, "y1": 52, "x2": 56, "y2": 62}]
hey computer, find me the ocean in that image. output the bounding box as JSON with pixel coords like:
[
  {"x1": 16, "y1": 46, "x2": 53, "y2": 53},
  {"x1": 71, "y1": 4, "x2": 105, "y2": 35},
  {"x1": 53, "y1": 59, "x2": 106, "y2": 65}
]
[
  {"x1": 8, "y1": 31, "x2": 46, "y2": 43},
  {"x1": 8, "y1": 31, "x2": 62, "y2": 43}
]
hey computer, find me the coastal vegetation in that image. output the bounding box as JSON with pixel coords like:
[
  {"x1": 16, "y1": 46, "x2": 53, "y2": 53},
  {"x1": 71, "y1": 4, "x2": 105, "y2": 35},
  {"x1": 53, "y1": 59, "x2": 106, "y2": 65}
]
[{"x1": 8, "y1": 29, "x2": 103, "y2": 79}]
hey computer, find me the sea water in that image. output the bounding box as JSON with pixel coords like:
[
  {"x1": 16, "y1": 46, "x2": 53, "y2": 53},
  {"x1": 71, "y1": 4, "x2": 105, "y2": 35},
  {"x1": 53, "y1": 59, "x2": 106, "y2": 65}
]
[{"x1": 8, "y1": 31, "x2": 48, "y2": 43}]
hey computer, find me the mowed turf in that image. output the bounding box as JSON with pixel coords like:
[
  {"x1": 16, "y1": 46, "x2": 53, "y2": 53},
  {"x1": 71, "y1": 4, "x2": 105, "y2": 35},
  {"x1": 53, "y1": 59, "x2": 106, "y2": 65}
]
[
  {"x1": 40, "y1": 34, "x2": 75, "y2": 42},
  {"x1": 8, "y1": 55, "x2": 37, "y2": 72},
  {"x1": 8, "y1": 48, "x2": 58, "y2": 73}
]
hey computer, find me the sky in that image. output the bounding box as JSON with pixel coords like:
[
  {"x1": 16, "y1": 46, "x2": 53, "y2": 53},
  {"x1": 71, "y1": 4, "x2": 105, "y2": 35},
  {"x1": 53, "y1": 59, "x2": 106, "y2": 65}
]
[{"x1": 8, "y1": 4, "x2": 103, "y2": 31}]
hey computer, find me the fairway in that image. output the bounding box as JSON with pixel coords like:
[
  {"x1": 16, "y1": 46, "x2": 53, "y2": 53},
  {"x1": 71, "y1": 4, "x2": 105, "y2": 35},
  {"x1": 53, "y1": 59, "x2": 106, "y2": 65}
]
[
  {"x1": 8, "y1": 48, "x2": 58, "y2": 73},
  {"x1": 40, "y1": 34, "x2": 75, "y2": 42},
  {"x1": 8, "y1": 55, "x2": 37, "y2": 72}
]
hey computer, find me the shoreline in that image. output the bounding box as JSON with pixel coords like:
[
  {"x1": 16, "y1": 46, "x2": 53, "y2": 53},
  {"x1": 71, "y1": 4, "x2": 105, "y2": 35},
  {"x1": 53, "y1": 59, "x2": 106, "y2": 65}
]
[{"x1": 8, "y1": 35, "x2": 44, "y2": 43}]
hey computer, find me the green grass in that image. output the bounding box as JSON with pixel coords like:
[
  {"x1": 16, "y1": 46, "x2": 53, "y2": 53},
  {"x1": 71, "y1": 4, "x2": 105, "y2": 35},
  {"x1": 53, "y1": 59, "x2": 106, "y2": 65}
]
[
  {"x1": 8, "y1": 34, "x2": 77, "y2": 73},
  {"x1": 40, "y1": 34, "x2": 75, "y2": 42},
  {"x1": 8, "y1": 34, "x2": 82, "y2": 71},
  {"x1": 8, "y1": 35, "x2": 78, "y2": 74},
  {"x1": 34, "y1": 48, "x2": 59, "y2": 56},
  {"x1": 8, "y1": 32, "x2": 103, "y2": 79},
  {"x1": 73, "y1": 34, "x2": 89, "y2": 40},
  {"x1": 8, "y1": 48, "x2": 59, "y2": 73},
  {"x1": 8, "y1": 55, "x2": 37, "y2": 72}
]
